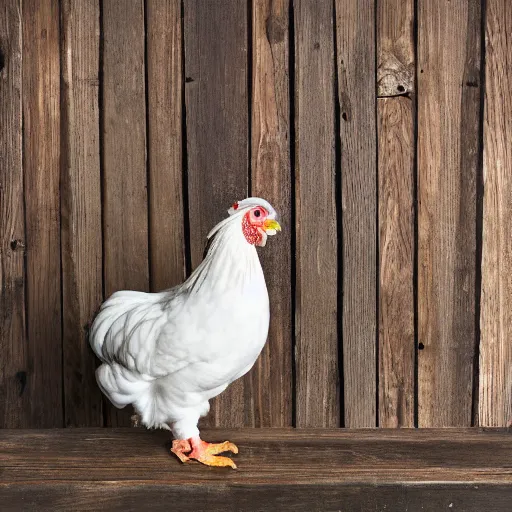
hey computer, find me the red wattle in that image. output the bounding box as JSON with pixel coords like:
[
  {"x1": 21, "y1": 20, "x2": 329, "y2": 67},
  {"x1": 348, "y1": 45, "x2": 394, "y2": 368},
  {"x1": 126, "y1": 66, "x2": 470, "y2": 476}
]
[{"x1": 242, "y1": 212, "x2": 262, "y2": 245}]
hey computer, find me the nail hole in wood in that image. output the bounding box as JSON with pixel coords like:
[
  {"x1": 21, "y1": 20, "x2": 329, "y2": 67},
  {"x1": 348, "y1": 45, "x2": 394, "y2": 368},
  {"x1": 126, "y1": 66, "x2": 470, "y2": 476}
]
[
  {"x1": 418, "y1": 342, "x2": 425, "y2": 350},
  {"x1": 397, "y1": 85, "x2": 405, "y2": 93},
  {"x1": 342, "y1": 112, "x2": 348, "y2": 121},
  {"x1": 185, "y1": 77, "x2": 194, "y2": 83}
]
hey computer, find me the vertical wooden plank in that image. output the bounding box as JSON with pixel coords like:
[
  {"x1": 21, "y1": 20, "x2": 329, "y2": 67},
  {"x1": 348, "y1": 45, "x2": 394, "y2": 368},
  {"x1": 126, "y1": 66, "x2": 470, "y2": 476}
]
[
  {"x1": 295, "y1": 0, "x2": 339, "y2": 427},
  {"x1": 336, "y1": 0, "x2": 377, "y2": 427},
  {"x1": 102, "y1": 0, "x2": 148, "y2": 426},
  {"x1": 377, "y1": 0, "x2": 414, "y2": 97},
  {"x1": 377, "y1": 0, "x2": 415, "y2": 428},
  {"x1": 22, "y1": 0, "x2": 63, "y2": 427},
  {"x1": 250, "y1": 0, "x2": 292, "y2": 427},
  {"x1": 60, "y1": 0, "x2": 103, "y2": 427},
  {"x1": 146, "y1": 0, "x2": 185, "y2": 291},
  {"x1": 479, "y1": 0, "x2": 512, "y2": 427},
  {"x1": 184, "y1": 0, "x2": 248, "y2": 426},
  {"x1": 0, "y1": 0, "x2": 27, "y2": 428},
  {"x1": 377, "y1": 97, "x2": 415, "y2": 428},
  {"x1": 417, "y1": 0, "x2": 481, "y2": 427}
]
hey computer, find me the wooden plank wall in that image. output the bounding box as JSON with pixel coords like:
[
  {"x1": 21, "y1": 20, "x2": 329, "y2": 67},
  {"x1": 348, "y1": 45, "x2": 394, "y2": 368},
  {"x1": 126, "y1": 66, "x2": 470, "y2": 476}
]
[
  {"x1": 417, "y1": 0, "x2": 481, "y2": 428},
  {"x1": 0, "y1": 0, "x2": 511, "y2": 429},
  {"x1": 377, "y1": 0, "x2": 415, "y2": 428},
  {"x1": 479, "y1": 0, "x2": 512, "y2": 428},
  {"x1": 251, "y1": 0, "x2": 293, "y2": 427},
  {"x1": 0, "y1": 0, "x2": 26, "y2": 428},
  {"x1": 61, "y1": 0, "x2": 103, "y2": 427},
  {"x1": 294, "y1": 0, "x2": 338, "y2": 427},
  {"x1": 336, "y1": 0, "x2": 377, "y2": 428},
  {"x1": 22, "y1": 0, "x2": 63, "y2": 427}
]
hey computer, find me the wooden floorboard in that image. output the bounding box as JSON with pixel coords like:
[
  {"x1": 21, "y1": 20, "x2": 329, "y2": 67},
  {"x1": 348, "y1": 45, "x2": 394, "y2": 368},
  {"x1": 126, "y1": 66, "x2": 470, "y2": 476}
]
[{"x1": 1, "y1": 428, "x2": 511, "y2": 511}]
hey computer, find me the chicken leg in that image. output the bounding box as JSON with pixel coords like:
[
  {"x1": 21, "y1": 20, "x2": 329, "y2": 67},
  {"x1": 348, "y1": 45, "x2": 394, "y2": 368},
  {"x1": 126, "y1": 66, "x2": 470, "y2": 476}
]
[{"x1": 171, "y1": 436, "x2": 238, "y2": 469}]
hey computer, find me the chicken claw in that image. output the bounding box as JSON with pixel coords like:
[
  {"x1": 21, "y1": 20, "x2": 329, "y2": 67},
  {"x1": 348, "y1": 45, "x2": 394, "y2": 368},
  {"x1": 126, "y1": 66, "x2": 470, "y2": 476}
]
[
  {"x1": 171, "y1": 438, "x2": 192, "y2": 463},
  {"x1": 171, "y1": 437, "x2": 238, "y2": 469}
]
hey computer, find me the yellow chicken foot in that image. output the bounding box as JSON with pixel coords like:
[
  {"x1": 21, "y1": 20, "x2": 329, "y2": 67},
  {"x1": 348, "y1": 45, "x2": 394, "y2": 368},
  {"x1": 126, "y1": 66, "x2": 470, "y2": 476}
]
[
  {"x1": 171, "y1": 436, "x2": 238, "y2": 469},
  {"x1": 188, "y1": 437, "x2": 239, "y2": 469},
  {"x1": 171, "y1": 438, "x2": 192, "y2": 463}
]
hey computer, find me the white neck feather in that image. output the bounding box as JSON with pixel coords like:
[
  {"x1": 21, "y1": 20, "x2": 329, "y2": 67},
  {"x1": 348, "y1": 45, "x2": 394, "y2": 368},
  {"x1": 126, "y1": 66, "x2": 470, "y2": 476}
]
[{"x1": 181, "y1": 217, "x2": 263, "y2": 298}]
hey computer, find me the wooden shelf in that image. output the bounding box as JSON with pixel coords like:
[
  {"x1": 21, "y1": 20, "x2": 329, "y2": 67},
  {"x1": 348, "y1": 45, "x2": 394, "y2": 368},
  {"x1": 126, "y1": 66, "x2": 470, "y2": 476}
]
[{"x1": 1, "y1": 428, "x2": 511, "y2": 511}]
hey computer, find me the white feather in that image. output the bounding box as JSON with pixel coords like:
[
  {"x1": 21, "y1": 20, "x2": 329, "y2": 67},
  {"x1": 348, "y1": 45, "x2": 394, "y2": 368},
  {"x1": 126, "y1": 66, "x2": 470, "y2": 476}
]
[{"x1": 90, "y1": 198, "x2": 274, "y2": 439}]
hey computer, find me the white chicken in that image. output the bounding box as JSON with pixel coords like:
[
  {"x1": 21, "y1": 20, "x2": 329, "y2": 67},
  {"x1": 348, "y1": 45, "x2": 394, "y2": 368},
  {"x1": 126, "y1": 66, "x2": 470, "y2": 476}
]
[{"x1": 90, "y1": 197, "x2": 281, "y2": 468}]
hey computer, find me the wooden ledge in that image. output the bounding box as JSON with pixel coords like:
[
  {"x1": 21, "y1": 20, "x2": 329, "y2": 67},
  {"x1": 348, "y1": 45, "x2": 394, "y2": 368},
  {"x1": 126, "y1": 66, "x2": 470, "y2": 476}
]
[{"x1": 1, "y1": 428, "x2": 511, "y2": 511}]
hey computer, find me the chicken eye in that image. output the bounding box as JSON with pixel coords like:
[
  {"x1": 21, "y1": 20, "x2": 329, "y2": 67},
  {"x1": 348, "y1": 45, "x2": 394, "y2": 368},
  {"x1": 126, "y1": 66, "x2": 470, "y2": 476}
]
[{"x1": 254, "y1": 209, "x2": 261, "y2": 218}]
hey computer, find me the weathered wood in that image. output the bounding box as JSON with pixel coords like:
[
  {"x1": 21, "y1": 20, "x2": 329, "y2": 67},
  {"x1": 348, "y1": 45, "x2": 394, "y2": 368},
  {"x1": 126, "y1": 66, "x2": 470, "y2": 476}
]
[
  {"x1": 184, "y1": 0, "x2": 248, "y2": 427},
  {"x1": 294, "y1": 0, "x2": 339, "y2": 428},
  {"x1": 1, "y1": 429, "x2": 511, "y2": 511},
  {"x1": 2, "y1": 483, "x2": 511, "y2": 512},
  {"x1": 2, "y1": 428, "x2": 511, "y2": 481},
  {"x1": 378, "y1": 96, "x2": 415, "y2": 428},
  {"x1": 377, "y1": 0, "x2": 414, "y2": 97},
  {"x1": 0, "y1": 0, "x2": 507, "y2": 433},
  {"x1": 146, "y1": 0, "x2": 185, "y2": 292},
  {"x1": 377, "y1": 0, "x2": 415, "y2": 429},
  {"x1": 0, "y1": 0, "x2": 27, "y2": 428},
  {"x1": 22, "y1": 0, "x2": 62, "y2": 428},
  {"x1": 102, "y1": 0, "x2": 148, "y2": 426},
  {"x1": 417, "y1": 0, "x2": 481, "y2": 427},
  {"x1": 335, "y1": 0, "x2": 377, "y2": 427},
  {"x1": 60, "y1": 0, "x2": 103, "y2": 427},
  {"x1": 249, "y1": 0, "x2": 292, "y2": 427},
  {"x1": 479, "y1": 0, "x2": 512, "y2": 427}
]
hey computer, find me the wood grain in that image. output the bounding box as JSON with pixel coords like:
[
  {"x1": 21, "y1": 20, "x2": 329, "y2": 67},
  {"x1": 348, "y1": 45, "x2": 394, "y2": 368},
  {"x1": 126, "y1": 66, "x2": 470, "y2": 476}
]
[
  {"x1": 1, "y1": 483, "x2": 511, "y2": 512},
  {"x1": 0, "y1": 0, "x2": 507, "y2": 433},
  {"x1": 1, "y1": 428, "x2": 511, "y2": 512},
  {"x1": 249, "y1": 0, "x2": 292, "y2": 427},
  {"x1": 335, "y1": 0, "x2": 377, "y2": 427},
  {"x1": 146, "y1": 0, "x2": 185, "y2": 292},
  {"x1": 3, "y1": 430, "x2": 512, "y2": 511},
  {"x1": 60, "y1": 0, "x2": 103, "y2": 427},
  {"x1": 294, "y1": 0, "x2": 339, "y2": 427},
  {"x1": 184, "y1": 0, "x2": 249, "y2": 427},
  {"x1": 22, "y1": 0, "x2": 62, "y2": 427},
  {"x1": 377, "y1": 0, "x2": 414, "y2": 97},
  {"x1": 479, "y1": 0, "x2": 512, "y2": 427},
  {"x1": 417, "y1": 0, "x2": 481, "y2": 427},
  {"x1": 377, "y1": 0, "x2": 415, "y2": 429},
  {"x1": 378, "y1": 97, "x2": 415, "y2": 428},
  {"x1": 102, "y1": 0, "x2": 148, "y2": 426},
  {"x1": 2, "y1": 428, "x2": 511, "y2": 483},
  {"x1": 0, "y1": 0, "x2": 27, "y2": 428}
]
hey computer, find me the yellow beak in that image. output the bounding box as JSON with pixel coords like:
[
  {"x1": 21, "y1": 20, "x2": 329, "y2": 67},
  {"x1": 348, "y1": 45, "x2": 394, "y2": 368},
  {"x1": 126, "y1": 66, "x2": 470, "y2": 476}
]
[{"x1": 263, "y1": 219, "x2": 281, "y2": 233}]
